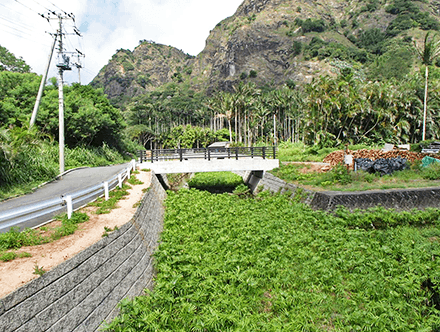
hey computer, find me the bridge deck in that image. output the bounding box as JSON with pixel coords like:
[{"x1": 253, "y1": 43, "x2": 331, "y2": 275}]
[
  {"x1": 139, "y1": 157, "x2": 279, "y2": 174},
  {"x1": 138, "y1": 146, "x2": 279, "y2": 174}
]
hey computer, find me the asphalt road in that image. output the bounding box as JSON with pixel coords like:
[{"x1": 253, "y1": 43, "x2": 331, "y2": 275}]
[{"x1": 0, "y1": 163, "x2": 131, "y2": 213}]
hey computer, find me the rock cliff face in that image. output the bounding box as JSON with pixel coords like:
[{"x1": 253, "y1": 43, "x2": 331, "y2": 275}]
[
  {"x1": 91, "y1": 0, "x2": 440, "y2": 104},
  {"x1": 91, "y1": 43, "x2": 193, "y2": 106}
]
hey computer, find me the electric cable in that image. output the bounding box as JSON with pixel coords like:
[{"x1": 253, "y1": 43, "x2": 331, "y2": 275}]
[
  {"x1": 0, "y1": 27, "x2": 52, "y2": 48},
  {"x1": 13, "y1": 0, "x2": 41, "y2": 15},
  {"x1": 0, "y1": 15, "x2": 35, "y2": 33}
]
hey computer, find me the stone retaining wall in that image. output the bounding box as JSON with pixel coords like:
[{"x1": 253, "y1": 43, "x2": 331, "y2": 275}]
[
  {"x1": 0, "y1": 173, "x2": 166, "y2": 332},
  {"x1": 310, "y1": 187, "x2": 440, "y2": 211},
  {"x1": 237, "y1": 170, "x2": 440, "y2": 211}
]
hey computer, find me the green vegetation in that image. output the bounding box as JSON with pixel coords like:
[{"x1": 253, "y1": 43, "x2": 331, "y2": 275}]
[
  {"x1": 33, "y1": 265, "x2": 46, "y2": 276},
  {"x1": 105, "y1": 188, "x2": 440, "y2": 331},
  {"x1": 271, "y1": 156, "x2": 440, "y2": 191},
  {"x1": 0, "y1": 51, "x2": 139, "y2": 199},
  {"x1": 89, "y1": 183, "x2": 131, "y2": 214},
  {"x1": 0, "y1": 212, "x2": 89, "y2": 262},
  {"x1": 102, "y1": 225, "x2": 119, "y2": 237},
  {"x1": 0, "y1": 45, "x2": 30, "y2": 73},
  {"x1": 188, "y1": 172, "x2": 244, "y2": 192}
]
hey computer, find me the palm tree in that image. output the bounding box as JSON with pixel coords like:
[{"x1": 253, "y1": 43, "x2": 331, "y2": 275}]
[{"x1": 414, "y1": 32, "x2": 440, "y2": 141}]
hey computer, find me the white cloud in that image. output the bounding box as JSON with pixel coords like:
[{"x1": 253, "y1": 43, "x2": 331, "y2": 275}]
[{"x1": 0, "y1": 0, "x2": 243, "y2": 84}]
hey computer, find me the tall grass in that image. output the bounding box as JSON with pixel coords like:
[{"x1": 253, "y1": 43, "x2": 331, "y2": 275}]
[{"x1": 0, "y1": 127, "x2": 130, "y2": 200}]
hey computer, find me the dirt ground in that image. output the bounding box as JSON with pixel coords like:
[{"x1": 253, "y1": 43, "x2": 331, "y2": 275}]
[
  {"x1": 0, "y1": 170, "x2": 152, "y2": 299},
  {"x1": 283, "y1": 162, "x2": 331, "y2": 173}
]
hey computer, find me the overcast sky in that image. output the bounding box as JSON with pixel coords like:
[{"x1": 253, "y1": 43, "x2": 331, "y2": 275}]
[{"x1": 0, "y1": 0, "x2": 243, "y2": 84}]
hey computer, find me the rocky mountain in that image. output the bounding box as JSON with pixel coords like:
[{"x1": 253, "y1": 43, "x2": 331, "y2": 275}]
[{"x1": 91, "y1": 0, "x2": 440, "y2": 105}]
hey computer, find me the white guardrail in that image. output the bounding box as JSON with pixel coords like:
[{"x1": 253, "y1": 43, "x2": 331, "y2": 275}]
[{"x1": 0, "y1": 160, "x2": 137, "y2": 233}]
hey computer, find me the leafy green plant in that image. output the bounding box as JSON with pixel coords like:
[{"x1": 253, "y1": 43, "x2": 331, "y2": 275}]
[
  {"x1": 33, "y1": 265, "x2": 46, "y2": 276},
  {"x1": 188, "y1": 172, "x2": 244, "y2": 193},
  {"x1": 105, "y1": 189, "x2": 440, "y2": 331},
  {"x1": 422, "y1": 161, "x2": 440, "y2": 180}
]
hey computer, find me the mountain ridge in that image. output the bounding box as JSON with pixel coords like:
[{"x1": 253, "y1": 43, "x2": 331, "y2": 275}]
[{"x1": 91, "y1": 0, "x2": 440, "y2": 107}]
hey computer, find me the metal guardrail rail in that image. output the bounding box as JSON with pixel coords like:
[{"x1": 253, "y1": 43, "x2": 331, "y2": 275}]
[
  {"x1": 0, "y1": 160, "x2": 136, "y2": 233},
  {"x1": 139, "y1": 146, "x2": 277, "y2": 163}
]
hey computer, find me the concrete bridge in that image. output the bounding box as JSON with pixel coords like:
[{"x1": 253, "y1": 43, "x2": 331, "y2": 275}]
[{"x1": 138, "y1": 146, "x2": 280, "y2": 191}]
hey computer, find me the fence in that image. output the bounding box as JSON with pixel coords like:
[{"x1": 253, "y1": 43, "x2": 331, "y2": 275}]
[
  {"x1": 0, "y1": 160, "x2": 136, "y2": 233},
  {"x1": 139, "y1": 146, "x2": 277, "y2": 163}
]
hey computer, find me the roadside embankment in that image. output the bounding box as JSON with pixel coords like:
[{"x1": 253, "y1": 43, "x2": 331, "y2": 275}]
[{"x1": 0, "y1": 173, "x2": 166, "y2": 332}]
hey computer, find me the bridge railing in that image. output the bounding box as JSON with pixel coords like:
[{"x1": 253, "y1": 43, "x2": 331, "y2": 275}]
[{"x1": 139, "y1": 146, "x2": 277, "y2": 163}]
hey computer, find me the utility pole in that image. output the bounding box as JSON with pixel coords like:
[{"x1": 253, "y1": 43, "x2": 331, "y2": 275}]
[
  {"x1": 30, "y1": 10, "x2": 83, "y2": 175},
  {"x1": 38, "y1": 11, "x2": 82, "y2": 175},
  {"x1": 30, "y1": 34, "x2": 57, "y2": 128}
]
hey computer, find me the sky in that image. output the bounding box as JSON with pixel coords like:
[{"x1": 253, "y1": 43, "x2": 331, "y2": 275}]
[{"x1": 0, "y1": 0, "x2": 243, "y2": 84}]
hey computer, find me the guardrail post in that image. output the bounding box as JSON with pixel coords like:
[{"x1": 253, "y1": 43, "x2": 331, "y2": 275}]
[
  {"x1": 64, "y1": 195, "x2": 72, "y2": 219},
  {"x1": 151, "y1": 149, "x2": 154, "y2": 163},
  {"x1": 118, "y1": 173, "x2": 123, "y2": 189},
  {"x1": 104, "y1": 182, "x2": 109, "y2": 201},
  {"x1": 132, "y1": 159, "x2": 136, "y2": 171},
  {"x1": 228, "y1": 148, "x2": 231, "y2": 159},
  {"x1": 208, "y1": 148, "x2": 211, "y2": 161},
  {"x1": 251, "y1": 147, "x2": 254, "y2": 158},
  {"x1": 273, "y1": 146, "x2": 276, "y2": 159},
  {"x1": 179, "y1": 149, "x2": 183, "y2": 162},
  {"x1": 263, "y1": 147, "x2": 266, "y2": 159},
  {"x1": 127, "y1": 168, "x2": 131, "y2": 179},
  {"x1": 235, "y1": 147, "x2": 238, "y2": 160}
]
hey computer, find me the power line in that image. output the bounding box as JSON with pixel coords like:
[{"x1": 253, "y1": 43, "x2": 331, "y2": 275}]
[
  {"x1": 0, "y1": 21, "x2": 45, "y2": 39},
  {"x1": 0, "y1": 26, "x2": 52, "y2": 48},
  {"x1": 41, "y1": 0, "x2": 68, "y2": 17},
  {"x1": 0, "y1": 15, "x2": 35, "y2": 33},
  {"x1": 13, "y1": 0, "x2": 41, "y2": 15}
]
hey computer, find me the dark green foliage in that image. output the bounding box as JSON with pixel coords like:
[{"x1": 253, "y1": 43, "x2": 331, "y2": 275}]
[
  {"x1": 249, "y1": 70, "x2": 257, "y2": 78},
  {"x1": 357, "y1": 28, "x2": 386, "y2": 55},
  {"x1": 421, "y1": 161, "x2": 440, "y2": 180},
  {"x1": 0, "y1": 45, "x2": 30, "y2": 73},
  {"x1": 303, "y1": 37, "x2": 369, "y2": 63},
  {"x1": 292, "y1": 40, "x2": 302, "y2": 56},
  {"x1": 359, "y1": 0, "x2": 379, "y2": 13},
  {"x1": 368, "y1": 46, "x2": 414, "y2": 80},
  {"x1": 188, "y1": 172, "x2": 244, "y2": 193},
  {"x1": 105, "y1": 189, "x2": 440, "y2": 331},
  {"x1": 385, "y1": 0, "x2": 439, "y2": 36},
  {"x1": 297, "y1": 18, "x2": 326, "y2": 33}
]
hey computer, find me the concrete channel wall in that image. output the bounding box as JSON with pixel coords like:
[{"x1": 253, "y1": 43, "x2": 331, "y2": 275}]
[
  {"x1": 237, "y1": 170, "x2": 440, "y2": 211},
  {"x1": 0, "y1": 173, "x2": 166, "y2": 332}
]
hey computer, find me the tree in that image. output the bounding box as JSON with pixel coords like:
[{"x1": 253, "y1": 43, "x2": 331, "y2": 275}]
[
  {"x1": 414, "y1": 32, "x2": 440, "y2": 141},
  {"x1": 0, "y1": 45, "x2": 31, "y2": 73}
]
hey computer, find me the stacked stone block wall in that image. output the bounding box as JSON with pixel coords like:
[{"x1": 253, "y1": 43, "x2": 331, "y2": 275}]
[{"x1": 0, "y1": 173, "x2": 166, "y2": 332}]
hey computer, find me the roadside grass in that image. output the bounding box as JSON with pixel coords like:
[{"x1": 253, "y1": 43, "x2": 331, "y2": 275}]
[
  {"x1": 0, "y1": 171, "x2": 146, "y2": 262},
  {"x1": 88, "y1": 183, "x2": 132, "y2": 214},
  {"x1": 0, "y1": 144, "x2": 130, "y2": 201},
  {"x1": 0, "y1": 212, "x2": 89, "y2": 262},
  {"x1": 277, "y1": 141, "x2": 377, "y2": 162},
  {"x1": 270, "y1": 144, "x2": 440, "y2": 191}
]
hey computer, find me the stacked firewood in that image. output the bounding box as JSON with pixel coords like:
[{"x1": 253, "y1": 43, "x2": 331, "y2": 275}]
[{"x1": 323, "y1": 149, "x2": 440, "y2": 167}]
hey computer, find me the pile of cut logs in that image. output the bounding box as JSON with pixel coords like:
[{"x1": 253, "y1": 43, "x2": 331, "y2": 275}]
[{"x1": 323, "y1": 149, "x2": 440, "y2": 167}]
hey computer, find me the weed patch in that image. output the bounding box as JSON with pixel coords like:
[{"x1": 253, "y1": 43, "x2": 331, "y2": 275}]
[{"x1": 105, "y1": 190, "x2": 440, "y2": 331}]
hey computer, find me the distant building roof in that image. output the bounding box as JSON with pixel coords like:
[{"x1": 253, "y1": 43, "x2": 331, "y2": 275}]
[{"x1": 208, "y1": 142, "x2": 230, "y2": 148}]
